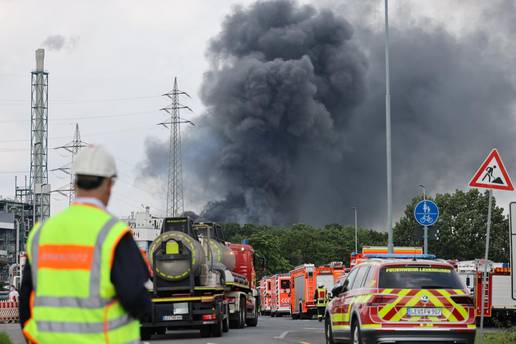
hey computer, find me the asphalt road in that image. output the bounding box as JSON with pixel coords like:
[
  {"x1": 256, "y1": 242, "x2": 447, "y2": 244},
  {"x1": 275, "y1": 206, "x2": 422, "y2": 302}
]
[
  {"x1": 0, "y1": 317, "x2": 325, "y2": 344},
  {"x1": 146, "y1": 316, "x2": 325, "y2": 344}
]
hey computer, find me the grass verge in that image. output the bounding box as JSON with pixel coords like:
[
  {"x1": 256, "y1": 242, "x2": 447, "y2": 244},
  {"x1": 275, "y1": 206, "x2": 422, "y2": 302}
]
[{"x1": 480, "y1": 329, "x2": 516, "y2": 344}]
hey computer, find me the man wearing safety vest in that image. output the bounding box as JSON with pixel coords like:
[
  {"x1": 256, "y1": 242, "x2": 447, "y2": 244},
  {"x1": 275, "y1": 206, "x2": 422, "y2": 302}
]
[
  {"x1": 19, "y1": 145, "x2": 151, "y2": 343},
  {"x1": 314, "y1": 283, "x2": 328, "y2": 322}
]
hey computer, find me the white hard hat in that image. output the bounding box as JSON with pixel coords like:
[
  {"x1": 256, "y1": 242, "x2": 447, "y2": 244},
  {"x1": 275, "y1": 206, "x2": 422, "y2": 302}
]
[{"x1": 73, "y1": 145, "x2": 117, "y2": 178}]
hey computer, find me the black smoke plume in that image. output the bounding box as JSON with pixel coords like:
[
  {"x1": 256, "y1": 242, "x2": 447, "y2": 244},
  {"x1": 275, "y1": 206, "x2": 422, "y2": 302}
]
[{"x1": 141, "y1": 0, "x2": 516, "y2": 228}]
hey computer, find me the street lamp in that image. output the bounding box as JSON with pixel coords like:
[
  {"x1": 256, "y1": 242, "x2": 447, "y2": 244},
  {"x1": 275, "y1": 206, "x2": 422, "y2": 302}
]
[
  {"x1": 385, "y1": 0, "x2": 393, "y2": 254},
  {"x1": 418, "y1": 184, "x2": 428, "y2": 254},
  {"x1": 352, "y1": 207, "x2": 358, "y2": 253},
  {"x1": 419, "y1": 184, "x2": 426, "y2": 200}
]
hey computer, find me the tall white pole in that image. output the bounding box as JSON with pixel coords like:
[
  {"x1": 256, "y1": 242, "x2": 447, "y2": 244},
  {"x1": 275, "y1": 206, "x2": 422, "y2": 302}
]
[
  {"x1": 478, "y1": 189, "x2": 493, "y2": 344},
  {"x1": 15, "y1": 219, "x2": 19, "y2": 266},
  {"x1": 385, "y1": 0, "x2": 393, "y2": 253},
  {"x1": 353, "y1": 207, "x2": 358, "y2": 253},
  {"x1": 419, "y1": 185, "x2": 428, "y2": 254}
]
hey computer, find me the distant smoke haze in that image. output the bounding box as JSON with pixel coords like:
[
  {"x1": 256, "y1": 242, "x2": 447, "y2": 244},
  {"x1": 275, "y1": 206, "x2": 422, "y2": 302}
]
[{"x1": 140, "y1": 0, "x2": 516, "y2": 228}]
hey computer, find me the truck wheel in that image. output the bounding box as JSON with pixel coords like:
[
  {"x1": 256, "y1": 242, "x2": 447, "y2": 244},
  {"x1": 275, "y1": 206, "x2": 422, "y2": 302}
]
[
  {"x1": 223, "y1": 305, "x2": 229, "y2": 332},
  {"x1": 351, "y1": 319, "x2": 363, "y2": 344},
  {"x1": 246, "y1": 309, "x2": 258, "y2": 327},
  {"x1": 291, "y1": 306, "x2": 299, "y2": 320},
  {"x1": 140, "y1": 327, "x2": 152, "y2": 340},
  {"x1": 200, "y1": 326, "x2": 211, "y2": 338},
  {"x1": 233, "y1": 297, "x2": 246, "y2": 328},
  {"x1": 211, "y1": 318, "x2": 223, "y2": 337},
  {"x1": 324, "y1": 317, "x2": 335, "y2": 344},
  {"x1": 298, "y1": 303, "x2": 304, "y2": 319}
]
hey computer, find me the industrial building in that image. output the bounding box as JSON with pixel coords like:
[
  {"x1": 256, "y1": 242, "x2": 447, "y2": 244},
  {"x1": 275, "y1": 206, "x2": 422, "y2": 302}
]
[{"x1": 0, "y1": 199, "x2": 34, "y2": 283}]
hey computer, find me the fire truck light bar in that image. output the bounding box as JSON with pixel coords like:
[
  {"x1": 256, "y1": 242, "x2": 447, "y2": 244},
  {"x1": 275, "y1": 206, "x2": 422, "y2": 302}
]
[{"x1": 364, "y1": 254, "x2": 437, "y2": 260}]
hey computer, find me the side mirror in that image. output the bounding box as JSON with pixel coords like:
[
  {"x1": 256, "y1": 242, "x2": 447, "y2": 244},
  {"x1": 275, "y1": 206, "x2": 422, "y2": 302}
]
[
  {"x1": 465, "y1": 277, "x2": 471, "y2": 287},
  {"x1": 332, "y1": 285, "x2": 343, "y2": 296}
]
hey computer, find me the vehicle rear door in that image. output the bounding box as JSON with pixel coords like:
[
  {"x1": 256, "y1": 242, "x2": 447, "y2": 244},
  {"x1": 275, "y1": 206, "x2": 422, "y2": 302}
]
[{"x1": 372, "y1": 266, "x2": 474, "y2": 326}]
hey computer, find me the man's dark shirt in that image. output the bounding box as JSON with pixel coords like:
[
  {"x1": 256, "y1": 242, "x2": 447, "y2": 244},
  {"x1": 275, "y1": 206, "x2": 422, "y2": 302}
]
[{"x1": 19, "y1": 232, "x2": 152, "y2": 327}]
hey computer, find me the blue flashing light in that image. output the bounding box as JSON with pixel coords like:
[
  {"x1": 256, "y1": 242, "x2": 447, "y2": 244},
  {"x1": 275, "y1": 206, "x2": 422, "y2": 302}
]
[
  {"x1": 241, "y1": 239, "x2": 249, "y2": 245},
  {"x1": 364, "y1": 253, "x2": 437, "y2": 260}
]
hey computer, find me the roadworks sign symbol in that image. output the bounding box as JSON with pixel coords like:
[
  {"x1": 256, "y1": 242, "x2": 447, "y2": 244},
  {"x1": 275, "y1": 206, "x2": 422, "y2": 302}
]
[{"x1": 469, "y1": 149, "x2": 514, "y2": 191}]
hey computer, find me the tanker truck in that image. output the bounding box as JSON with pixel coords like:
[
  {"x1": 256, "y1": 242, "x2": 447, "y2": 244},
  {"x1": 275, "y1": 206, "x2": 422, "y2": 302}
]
[{"x1": 140, "y1": 217, "x2": 258, "y2": 339}]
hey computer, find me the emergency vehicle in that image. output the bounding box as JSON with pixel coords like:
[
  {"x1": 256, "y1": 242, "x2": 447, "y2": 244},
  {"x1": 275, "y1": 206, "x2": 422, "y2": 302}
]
[
  {"x1": 259, "y1": 276, "x2": 272, "y2": 315},
  {"x1": 290, "y1": 262, "x2": 347, "y2": 319},
  {"x1": 456, "y1": 260, "x2": 516, "y2": 325},
  {"x1": 270, "y1": 273, "x2": 291, "y2": 317},
  {"x1": 316, "y1": 262, "x2": 346, "y2": 296},
  {"x1": 290, "y1": 264, "x2": 317, "y2": 319},
  {"x1": 325, "y1": 257, "x2": 476, "y2": 344},
  {"x1": 350, "y1": 247, "x2": 423, "y2": 268}
]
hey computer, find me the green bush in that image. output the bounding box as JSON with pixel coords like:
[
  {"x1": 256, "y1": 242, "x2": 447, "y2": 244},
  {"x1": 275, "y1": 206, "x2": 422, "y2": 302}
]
[{"x1": 0, "y1": 332, "x2": 13, "y2": 344}]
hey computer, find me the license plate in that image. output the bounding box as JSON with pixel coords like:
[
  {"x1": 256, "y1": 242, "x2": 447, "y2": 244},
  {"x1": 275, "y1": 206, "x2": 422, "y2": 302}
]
[
  {"x1": 407, "y1": 308, "x2": 442, "y2": 316},
  {"x1": 173, "y1": 302, "x2": 189, "y2": 315},
  {"x1": 162, "y1": 315, "x2": 183, "y2": 321}
]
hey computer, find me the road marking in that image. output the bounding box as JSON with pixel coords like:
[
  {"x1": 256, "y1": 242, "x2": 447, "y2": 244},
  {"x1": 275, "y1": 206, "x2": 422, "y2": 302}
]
[
  {"x1": 300, "y1": 341, "x2": 311, "y2": 344},
  {"x1": 303, "y1": 327, "x2": 323, "y2": 330},
  {"x1": 273, "y1": 331, "x2": 289, "y2": 339}
]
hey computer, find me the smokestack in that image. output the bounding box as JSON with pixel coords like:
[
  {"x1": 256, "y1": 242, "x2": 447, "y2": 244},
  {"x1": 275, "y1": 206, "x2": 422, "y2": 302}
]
[{"x1": 35, "y1": 49, "x2": 45, "y2": 72}]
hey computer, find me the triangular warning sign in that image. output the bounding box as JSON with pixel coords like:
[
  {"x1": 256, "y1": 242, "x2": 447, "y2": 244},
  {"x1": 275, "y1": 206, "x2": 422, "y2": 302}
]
[{"x1": 469, "y1": 149, "x2": 514, "y2": 191}]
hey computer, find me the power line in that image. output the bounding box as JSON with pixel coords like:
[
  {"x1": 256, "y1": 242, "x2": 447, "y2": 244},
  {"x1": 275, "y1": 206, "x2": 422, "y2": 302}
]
[
  {"x1": 0, "y1": 123, "x2": 158, "y2": 144},
  {"x1": 0, "y1": 94, "x2": 161, "y2": 104},
  {"x1": 0, "y1": 110, "x2": 156, "y2": 124}
]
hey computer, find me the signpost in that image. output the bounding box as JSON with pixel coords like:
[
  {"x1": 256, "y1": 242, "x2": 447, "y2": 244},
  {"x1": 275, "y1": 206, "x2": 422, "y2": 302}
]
[
  {"x1": 414, "y1": 199, "x2": 439, "y2": 254},
  {"x1": 468, "y1": 148, "x2": 514, "y2": 344},
  {"x1": 509, "y1": 203, "x2": 516, "y2": 301}
]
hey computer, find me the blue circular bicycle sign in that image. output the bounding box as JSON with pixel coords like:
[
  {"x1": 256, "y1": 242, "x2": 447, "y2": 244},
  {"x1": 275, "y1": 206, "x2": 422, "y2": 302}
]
[{"x1": 414, "y1": 200, "x2": 439, "y2": 226}]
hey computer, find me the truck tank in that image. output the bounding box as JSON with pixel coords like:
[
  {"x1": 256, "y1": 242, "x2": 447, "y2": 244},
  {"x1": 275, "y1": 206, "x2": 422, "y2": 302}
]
[
  {"x1": 194, "y1": 222, "x2": 236, "y2": 271},
  {"x1": 149, "y1": 230, "x2": 206, "y2": 281},
  {"x1": 149, "y1": 218, "x2": 206, "y2": 282},
  {"x1": 208, "y1": 238, "x2": 236, "y2": 271}
]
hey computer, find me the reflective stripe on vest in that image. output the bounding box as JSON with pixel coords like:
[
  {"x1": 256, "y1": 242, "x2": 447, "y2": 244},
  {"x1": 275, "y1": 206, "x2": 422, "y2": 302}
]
[
  {"x1": 31, "y1": 217, "x2": 118, "y2": 309},
  {"x1": 37, "y1": 314, "x2": 131, "y2": 333},
  {"x1": 317, "y1": 288, "x2": 327, "y2": 306}
]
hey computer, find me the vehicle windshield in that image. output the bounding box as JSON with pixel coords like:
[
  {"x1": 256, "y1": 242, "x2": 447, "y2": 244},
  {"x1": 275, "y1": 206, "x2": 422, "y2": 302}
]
[{"x1": 379, "y1": 266, "x2": 463, "y2": 289}]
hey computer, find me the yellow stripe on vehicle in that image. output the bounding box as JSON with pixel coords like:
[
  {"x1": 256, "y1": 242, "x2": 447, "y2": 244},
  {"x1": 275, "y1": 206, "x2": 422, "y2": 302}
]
[
  {"x1": 362, "y1": 324, "x2": 381, "y2": 329},
  {"x1": 390, "y1": 290, "x2": 444, "y2": 322},
  {"x1": 378, "y1": 289, "x2": 411, "y2": 318},
  {"x1": 423, "y1": 291, "x2": 457, "y2": 322},
  {"x1": 152, "y1": 295, "x2": 221, "y2": 303},
  {"x1": 438, "y1": 290, "x2": 468, "y2": 320}
]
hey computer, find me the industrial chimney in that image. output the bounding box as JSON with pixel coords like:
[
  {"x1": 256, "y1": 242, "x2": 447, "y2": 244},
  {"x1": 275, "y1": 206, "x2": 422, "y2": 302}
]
[{"x1": 30, "y1": 48, "x2": 50, "y2": 221}]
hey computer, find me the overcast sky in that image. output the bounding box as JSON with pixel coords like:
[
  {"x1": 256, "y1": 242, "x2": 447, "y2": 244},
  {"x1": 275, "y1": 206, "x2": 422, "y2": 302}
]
[{"x1": 1, "y1": 0, "x2": 515, "y2": 229}]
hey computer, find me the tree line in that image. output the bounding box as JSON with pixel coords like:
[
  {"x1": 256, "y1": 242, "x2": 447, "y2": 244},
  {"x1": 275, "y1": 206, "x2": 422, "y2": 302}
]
[{"x1": 221, "y1": 189, "x2": 510, "y2": 277}]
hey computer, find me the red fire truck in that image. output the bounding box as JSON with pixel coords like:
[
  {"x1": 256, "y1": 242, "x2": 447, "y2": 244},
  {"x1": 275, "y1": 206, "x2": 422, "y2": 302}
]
[
  {"x1": 350, "y1": 246, "x2": 423, "y2": 268},
  {"x1": 270, "y1": 273, "x2": 291, "y2": 317},
  {"x1": 290, "y1": 264, "x2": 317, "y2": 319},
  {"x1": 316, "y1": 262, "x2": 346, "y2": 294},
  {"x1": 456, "y1": 260, "x2": 516, "y2": 325},
  {"x1": 259, "y1": 276, "x2": 272, "y2": 315}
]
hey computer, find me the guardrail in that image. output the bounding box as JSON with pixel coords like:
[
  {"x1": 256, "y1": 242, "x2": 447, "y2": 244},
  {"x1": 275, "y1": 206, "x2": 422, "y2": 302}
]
[{"x1": 0, "y1": 301, "x2": 19, "y2": 323}]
